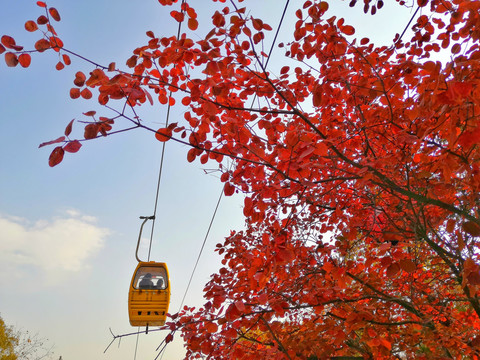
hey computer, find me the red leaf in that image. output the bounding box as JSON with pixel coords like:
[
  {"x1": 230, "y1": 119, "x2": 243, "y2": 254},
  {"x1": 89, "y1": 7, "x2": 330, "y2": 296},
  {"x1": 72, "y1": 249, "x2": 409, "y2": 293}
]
[
  {"x1": 48, "y1": 146, "x2": 65, "y2": 167},
  {"x1": 234, "y1": 300, "x2": 246, "y2": 312},
  {"x1": 212, "y1": 11, "x2": 225, "y2": 27},
  {"x1": 399, "y1": 259, "x2": 416, "y2": 273},
  {"x1": 64, "y1": 140, "x2": 82, "y2": 153},
  {"x1": 170, "y1": 10, "x2": 184, "y2": 22},
  {"x1": 0, "y1": 44, "x2": 5, "y2": 54},
  {"x1": 39, "y1": 136, "x2": 65, "y2": 148},
  {"x1": 49, "y1": 37, "x2": 63, "y2": 51},
  {"x1": 48, "y1": 7, "x2": 61, "y2": 21},
  {"x1": 4, "y1": 52, "x2": 18, "y2": 67},
  {"x1": 341, "y1": 25, "x2": 355, "y2": 35},
  {"x1": 80, "y1": 88, "x2": 92, "y2": 99},
  {"x1": 18, "y1": 53, "x2": 31, "y2": 68},
  {"x1": 187, "y1": 148, "x2": 196, "y2": 162},
  {"x1": 70, "y1": 88, "x2": 80, "y2": 99},
  {"x1": 25, "y1": 20, "x2": 38, "y2": 32},
  {"x1": 65, "y1": 119, "x2": 74, "y2": 136},
  {"x1": 36, "y1": 1, "x2": 47, "y2": 7},
  {"x1": 386, "y1": 262, "x2": 401, "y2": 278},
  {"x1": 37, "y1": 15, "x2": 48, "y2": 25},
  {"x1": 446, "y1": 219, "x2": 456, "y2": 233},
  {"x1": 451, "y1": 43, "x2": 461, "y2": 54},
  {"x1": 224, "y1": 182, "x2": 235, "y2": 196},
  {"x1": 34, "y1": 39, "x2": 50, "y2": 52},
  {"x1": 165, "y1": 333, "x2": 174, "y2": 344},
  {"x1": 74, "y1": 71, "x2": 86, "y2": 87},
  {"x1": 62, "y1": 54, "x2": 71, "y2": 65},
  {"x1": 84, "y1": 123, "x2": 99, "y2": 139},
  {"x1": 155, "y1": 127, "x2": 172, "y2": 142},
  {"x1": 205, "y1": 322, "x2": 218, "y2": 334},
  {"x1": 188, "y1": 18, "x2": 198, "y2": 30},
  {"x1": 463, "y1": 221, "x2": 480, "y2": 237},
  {"x1": 55, "y1": 61, "x2": 64, "y2": 70},
  {"x1": 1, "y1": 35, "x2": 16, "y2": 49},
  {"x1": 83, "y1": 111, "x2": 96, "y2": 117}
]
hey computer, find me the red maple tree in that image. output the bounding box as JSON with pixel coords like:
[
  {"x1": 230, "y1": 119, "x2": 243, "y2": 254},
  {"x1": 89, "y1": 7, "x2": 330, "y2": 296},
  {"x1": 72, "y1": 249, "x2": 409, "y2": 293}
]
[{"x1": 3, "y1": 0, "x2": 480, "y2": 358}]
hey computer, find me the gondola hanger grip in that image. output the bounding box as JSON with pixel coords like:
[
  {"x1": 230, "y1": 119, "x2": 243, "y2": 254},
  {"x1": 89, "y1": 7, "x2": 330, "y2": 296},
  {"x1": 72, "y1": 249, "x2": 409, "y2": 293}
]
[{"x1": 135, "y1": 216, "x2": 155, "y2": 263}]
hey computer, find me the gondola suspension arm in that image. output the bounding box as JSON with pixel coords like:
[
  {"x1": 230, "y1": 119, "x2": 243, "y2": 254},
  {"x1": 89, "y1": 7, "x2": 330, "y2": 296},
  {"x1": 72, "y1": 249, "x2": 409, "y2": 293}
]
[{"x1": 135, "y1": 216, "x2": 155, "y2": 263}]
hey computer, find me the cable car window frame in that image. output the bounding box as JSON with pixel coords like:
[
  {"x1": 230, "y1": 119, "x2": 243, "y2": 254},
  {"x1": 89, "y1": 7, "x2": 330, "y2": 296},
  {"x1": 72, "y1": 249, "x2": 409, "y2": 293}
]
[{"x1": 132, "y1": 265, "x2": 168, "y2": 290}]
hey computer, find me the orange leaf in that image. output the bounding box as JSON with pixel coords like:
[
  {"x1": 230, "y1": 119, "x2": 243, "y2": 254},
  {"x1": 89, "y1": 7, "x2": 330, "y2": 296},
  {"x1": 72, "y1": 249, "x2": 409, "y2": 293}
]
[
  {"x1": 451, "y1": 43, "x2": 461, "y2": 54},
  {"x1": 18, "y1": 53, "x2": 31, "y2": 68},
  {"x1": 70, "y1": 88, "x2": 80, "y2": 99},
  {"x1": 37, "y1": 15, "x2": 48, "y2": 25},
  {"x1": 25, "y1": 20, "x2": 38, "y2": 32},
  {"x1": 170, "y1": 10, "x2": 184, "y2": 22},
  {"x1": 49, "y1": 36, "x2": 63, "y2": 50},
  {"x1": 1, "y1": 35, "x2": 16, "y2": 49},
  {"x1": 446, "y1": 219, "x2": 456, "y2": 233},
  {"x1": 48, "y1": 7, "x2": 61, "y2": 21},
  {"x1": 4, "y1": 52, "x2": 18, "y2": 67},
  {"x1": 234, "y1": 300, "x2": 246, "y2": 312},
  {"x1": 84, "y1": 123, "x2": 99, "y2": 139},
  {"x1": 62, "y1": 53, "x2": 71, "y2": 65},
  {"x1": 155, "y1": 127, "x2": 172, "y2": 142},
  {"x1": 319, "y1": 1, "x2": 329, "y2": 12},
  {"x1": 399, "y1": 259, "x2": 416, "y2": 273},
  {"x1": 73, "y1": 71, "x2": 86, "y2": 87},
  {"x1": 187, "y1": 148, "x2": 196, "y2": 163},
  {"x1": 188, "y1": 18, "x2": 198, "y2": 30},
  {"x1": 34, "y1": 38, "x2": 50, "y2": 52},
  {"x1": 205, "y1": 322, "x2": 218, "y2": 334},
  {"x1": 212, "y1": 11, "x2": 225, "y2": 27},
  {"x1": 386, "y1": 262, "x2": 401, "y2": 278},
  {"x1": 48, "y1": 146, "x2": 64, "y2": 167},
  {"x1": 341, "y1": 25, "x2": 355, "y2": 35},
  {"x1": 80, "y1": 88, "x2": 92, "y2": 99},
  {"x1": 463, "y1": 221, "x2": 480, "y2": 237}
]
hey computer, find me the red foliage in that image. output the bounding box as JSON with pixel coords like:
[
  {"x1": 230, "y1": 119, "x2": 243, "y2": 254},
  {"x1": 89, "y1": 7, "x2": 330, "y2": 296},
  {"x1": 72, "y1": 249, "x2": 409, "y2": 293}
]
[{"x1": 4, "y1": 0, "x2": 480, "y2": 358}]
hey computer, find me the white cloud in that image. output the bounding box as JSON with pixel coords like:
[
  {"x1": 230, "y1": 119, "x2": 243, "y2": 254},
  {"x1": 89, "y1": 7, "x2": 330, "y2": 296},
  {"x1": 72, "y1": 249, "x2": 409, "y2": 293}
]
[{"x1": 0, "y1": 211, "x2": 109, "y2": 287}]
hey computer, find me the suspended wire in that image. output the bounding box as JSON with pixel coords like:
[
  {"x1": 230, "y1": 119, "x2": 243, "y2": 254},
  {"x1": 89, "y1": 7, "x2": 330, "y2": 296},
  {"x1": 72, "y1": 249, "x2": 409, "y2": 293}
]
[
  {"x1": 178, "y1": 185, "x2": 225, "y2": 310},
  {"x1": 266, "y1": 0, "x2": 289, "y2": 62},
  {"x1": 146, "y1": 0, "x2": 187, "y2": 261},
  {"x1": 133, "y1": 327, "x2": 141, "y2": 360},
  {"x1": 394, "y1": 5, "x2": 420, "y2": 46},
  {"x1": 147, "y1": 122, "x2": 167, "y2": 262}
]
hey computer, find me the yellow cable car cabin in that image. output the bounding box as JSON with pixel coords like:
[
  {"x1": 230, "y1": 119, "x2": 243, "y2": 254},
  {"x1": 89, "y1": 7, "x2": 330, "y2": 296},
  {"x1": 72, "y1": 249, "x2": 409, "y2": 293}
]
[{"x1": 128, "y1": 261, "x2": 170, "y2": 327}]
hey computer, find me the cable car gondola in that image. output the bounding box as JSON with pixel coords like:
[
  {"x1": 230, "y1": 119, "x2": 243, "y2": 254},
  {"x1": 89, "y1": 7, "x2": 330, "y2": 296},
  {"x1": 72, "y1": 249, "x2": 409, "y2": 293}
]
[{"x1": 128, "y1": 216, "x2": 171, "y2": 328}]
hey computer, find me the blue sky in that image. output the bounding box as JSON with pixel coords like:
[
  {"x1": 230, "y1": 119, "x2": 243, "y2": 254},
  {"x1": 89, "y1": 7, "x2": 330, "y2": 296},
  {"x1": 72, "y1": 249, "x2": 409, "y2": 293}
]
[{"x1": 0, "y1": 1, "x2": 413, "y2": 359}]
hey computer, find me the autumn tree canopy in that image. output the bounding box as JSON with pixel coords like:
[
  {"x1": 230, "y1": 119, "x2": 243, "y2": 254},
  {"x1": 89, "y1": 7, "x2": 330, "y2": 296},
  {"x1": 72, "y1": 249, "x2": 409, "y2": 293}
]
[
  {"x1": 3, "y1": 0, "x2": 480, "y2": 358},
  {"x1": 0, "y1": 316, "x2": 54, "y2": 360}
]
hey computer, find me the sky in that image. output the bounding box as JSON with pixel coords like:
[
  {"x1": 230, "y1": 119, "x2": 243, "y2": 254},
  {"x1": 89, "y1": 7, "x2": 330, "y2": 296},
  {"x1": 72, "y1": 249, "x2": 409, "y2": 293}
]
[{"x1": 0, "y1": 1, "x2": 414, "y2": 359}]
